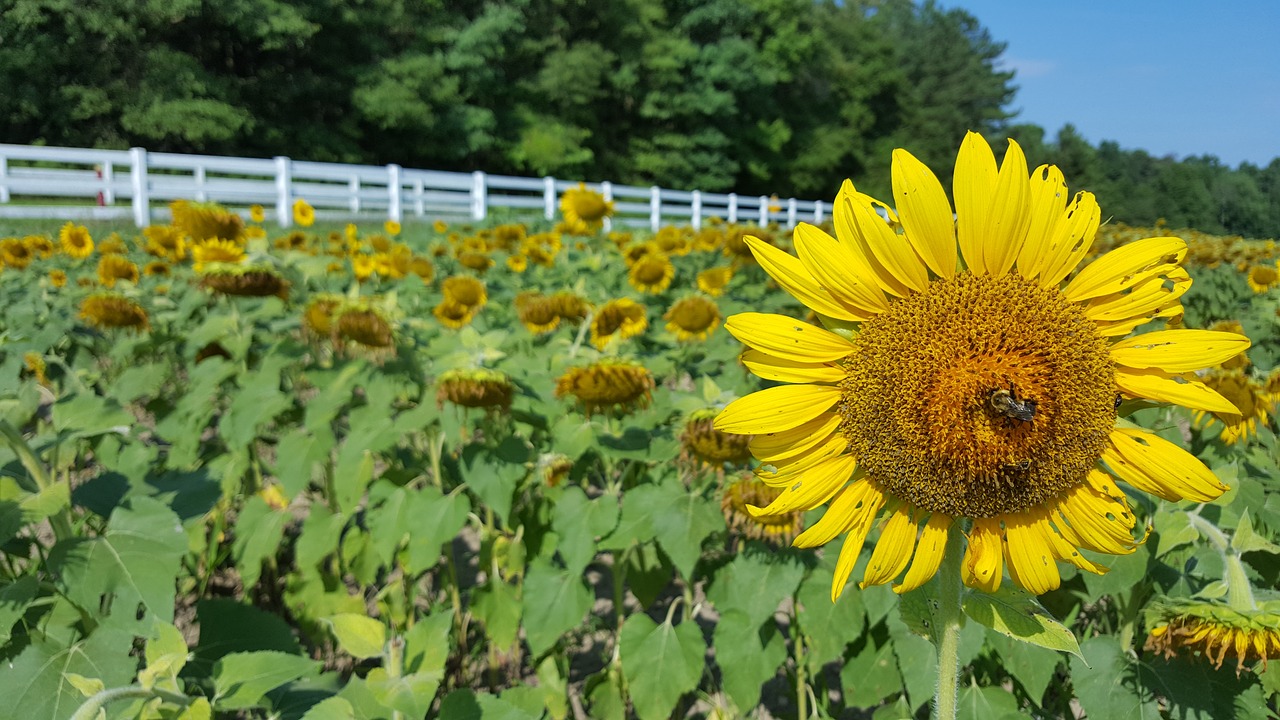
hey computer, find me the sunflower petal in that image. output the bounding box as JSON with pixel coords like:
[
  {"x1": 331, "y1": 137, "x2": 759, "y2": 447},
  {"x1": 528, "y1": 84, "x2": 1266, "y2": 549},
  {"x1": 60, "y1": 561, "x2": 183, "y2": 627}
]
[
  {"x1": 1115, "y1": 367, "x2": 1242, "y2": 416},
  {"x1": 1064, "y1": 236, "x2": 1187, "y2": 302},
  {"x1": 755, "y1": 434, "x2": 847, "y2": 487},
  {"x1": 793, "y1": 470, "x2": 880, "y2": 548},
  {"x1": 954, "y1": 132, "x2": 999, "y2": 274},
  {"x1": 860, "y1": 506, "x2": 918, "y2": 588},
  {"x1": 1017, "y1": 164, "x2": 1068, "y2": 278},
  {"x1": 956, "y1": 136, "x2": 1031, "y2": 277},
  {"x1": 1003, "y1": 510, "x2": 1061, "y2": 595},
  {"x1": 725, "y1": 312, "x2": 856, "y2": 362},
  {"x1": 895, "y1": 513, "x2": 952, "y2": 594},
  {"x1": 1085, "y1": 268, "x2": 1192, "y2": 323},
  {"x1": 748, "y1": 454, "x2": 858, "y2": 517},
  {"x1": 715, "y1": 384, "x2": 842, "y2": 434},
  {"x1": 1104, "y1": 429, "x2": 1229, "y2": 502},
  {"x1": 963, "y1": 518, "x2": 1003, "y2": 592},
  {"x1": 892, "y1": 148, "x2": 957, "y2": 279},
  {"x1": 792, "y1": 223, "x2": 889, "y2": 314},
  {"x1": 1037, "y1": 191, "x2": 1101, "y2": 289},
  {"x1": 745, "y1": 236, "x2": 866, "y2": 321},
  {"x1": 749, "y1": 412, "x2": 842, "y2": 463},
  {"x1": 836, "y1": 181, "x2": 929, "y2": 295},
  {"x1": 740, "y1": 349, "x2": 846, "y2": 385},
  {"x1": 829, "y1": 479, "x2": 888, "y2": 602},
  {"x1": 1111, "y1": 329, "x2": 1251, "y2": 373},
  {"x1": 1054, "y1": 480, "x2": 1138, "y2": 555}
]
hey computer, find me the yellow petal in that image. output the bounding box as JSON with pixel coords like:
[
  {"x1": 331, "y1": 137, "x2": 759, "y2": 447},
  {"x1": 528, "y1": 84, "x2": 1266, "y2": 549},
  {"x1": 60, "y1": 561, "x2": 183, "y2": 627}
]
[
  {"x1": 1063, "y1": 236, "x2": 1187, "y2": 302},
  {"x1": 983, "y1": 140, "x2": 1032, "y2": 276},
  {"x1": 1103, "y1": 428, "x2": 1229, "y2": 503},
  {"x1": 1110, "y1": 329, "x2": 1251, "y2": 373},
  {"x1": 1036, "y1": 191, "x2": 1101, "y2": 289},
  {"x1": 793, "y1": 472, "x2": 881, "y2": 548},
  {"x1": 892, "y1": 148, "x2": 957, "y2": 279},
  {"x1": 1093, "y1": 300, "x2": 1184, "y2": 338},
  {"x1": 740, "y1": 349, "x2": 846, "y2": 385},
  {"x1": 829, "y1": 479, "x2": 888, "y2": 602},
  {"x1": 792, "y1": 223, "x2": 889, "y2": 314},
  {"x1": 747, "y1": 454, "x2": 858, "y2": 517},
  {"x1": 953, "y1": 132, "x2": 999, "y2": 274},
  {"x1": 1016, "y1": 164, "x2": 1068, "y2": 278},
  {"x1": 836, "y1": 181, "x2": 929, "y2": 295},
  {"x1": 724, "y1": 312, "x2": 856, "y2": 362},
  {"x1": 1085, "y1": 268, "x2": 1191, "y2": 323},
  {"x1": 1003, "y1": 511, "x2": 1061, "y2": 595},
  {"x1": 746, "y1": 237, "x2": 865, "y2": 322},
  {"x1": 715, "y1": 384, "x2": 841, "y2": 434},
  {"x1": 749, "y1": 412, "x2": 842, "y2": 463},
  {"x1": 1114, "y1": 367, "x2": 1242, "y2": 416},
  {"x1": 755, "y1": 434, "x2": 847, "y2": 487},
  {"x1": 860, "y1": 506, "x2": 918, "y2": 588},
  {"x1": 1054, "y1": 480, "x2": 1138, "y2": 555},
  {"x1": 1036, "y1": 508, "x2": 1108, "y2": 575},
  {"x1": 895, "y1": 513, "x2": 952, "y2": 594},
  {"x1": 963, "y1": 517, "x2": 1003, "y2": 592}
]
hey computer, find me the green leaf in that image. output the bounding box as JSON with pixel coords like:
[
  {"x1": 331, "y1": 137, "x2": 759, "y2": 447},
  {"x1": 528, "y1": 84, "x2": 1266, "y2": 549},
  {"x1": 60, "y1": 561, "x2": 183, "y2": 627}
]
[
  {"x1": 1080, "y1": 543, "x2": 1151, "y2": 600},
  {"x1": 795, "y1": 564, "x2": 865, "y2": 671},
  {"x1": 705, "y1": 551, "x2": 805, "y2": 630},
  {"x1": 956, "y1": 684, "x2": 1023, "y2": 720},
  {"x1": 597, "y1": 483, "x2": 663, "y2": 550},
  {"x1": 212, "y1": 650, "x2": 321, "y2": 710},
  {"x1": 962, "y1": 585, "x2": 1082, "y2": 660},
  {"x1": 274, "y1": 429, "x2": 332, "y2": 500},
  {"x1": 551, "y1": 486, "x2": 618, "y2": 575},
  {"x1": 887, "y1": 612, "x2": 938, "y2": 711},
  {"x1": 713, "y1": 609, "x2": 786, "y2": 713},
  {"x1": 460, "y1": 447, "x2": 525, "y2": 524},
  {"x1": 219, "y1": 353, "x2": 294, "y2": 449},
  {"x1": 231, "y1": 495, "x2": 289, "y2": 591},
  {"x1": 299, "y1": 696, "x2": 357, "y2": 720},
  {"x1": 0, "y1": 575, "x2": 39, "y2": 645},
  {"x1": 50, "y1": 496, "x2": 185, "y2": 630},
  {"x1": 366, "y1": 667, "x2": 442, "y2": 719},
  {"x1": 521, "y1": 559, "x2": 593, "y2": 657},
  {"x1": 840, "y1": 639, "x2": 903, "y2": 710},
  {"x1": 404, "y1": 610, "x2": 454, "y2": 676},
  {"x1": 619, "y1": 613, "x2": 707, "y2": 720},
  {"x1": 140, "y1": 621, "x2": 189, "y2": 689},
  {"x1": 368, "y1": 485, "x2": 412, "y2": 566},
  {"x1": 404, "y1": 487, "x2": 470, "y2": 575},
  {"x1": 3, "y1": 628, "x2": 135, "y2": 720},
  {"x1": 326, "y1": 614, "x2": 387, "y2": 660},
  {"x1": 550, "y1": 415, "x2": 596, "y2": 459},
  {"x1": 984, "y1": 631, "x2": 1061, "y2": 704},
  {"x1": 52, "y1": 392, "x2": 134, "y2": 439},
  {"x1": 332, "y1": 449, "x2": 375, "y2": 514},
  {"x1": 651, "y1": 484, "x2": 725, "y2": 580},
  {"x1": 1154, "y1": 507, "x2": 1200, "y2": 557},
  {"x1": 188, "y1": 598, "x2": 303, "y2": 677},
  {"x1": 1068, "y1": 637, "x2": 1160, "y2": 719},
  {"x1": 1233, "y1": 511, "x2": 1280, "y2": 554},
  {"x1": 110, "y1": 362, "x2": 169, "y2": 404},
  {"x1": 536, "y1": 656, "x2": 569, "y2": 720},
  {"x1": 586, "y1": 668, "x2": 627, "y2": 720},
  {"x1": 472, "y1": 580, "x2": 522, "y2": 649},
  {"x1": 622, "y1": 542, "x2": 674, "y2": 609}
]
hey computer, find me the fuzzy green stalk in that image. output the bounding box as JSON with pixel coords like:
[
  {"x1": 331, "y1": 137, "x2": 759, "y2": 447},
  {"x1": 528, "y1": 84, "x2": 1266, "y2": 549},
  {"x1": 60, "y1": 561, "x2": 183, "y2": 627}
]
[
  {"x1": 0, "y1": 418, "x2": 73, "y2": 541},
  {"x1": 1189, "y1": 512, "x2": 1257, "y2": 611},
  {"x1": 933, "y1": 527, "x2": 966, "y2": 720},
  {"x1": 70, "y1": 686, "x2": 193, "y2": 720}
]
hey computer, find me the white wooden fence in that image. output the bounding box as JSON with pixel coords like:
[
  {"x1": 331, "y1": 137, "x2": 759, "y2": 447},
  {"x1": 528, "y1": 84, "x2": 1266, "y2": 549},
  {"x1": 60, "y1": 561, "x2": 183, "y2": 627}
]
[{"x1": 0, "y1": 143, "x2": 825, "y2": 231}]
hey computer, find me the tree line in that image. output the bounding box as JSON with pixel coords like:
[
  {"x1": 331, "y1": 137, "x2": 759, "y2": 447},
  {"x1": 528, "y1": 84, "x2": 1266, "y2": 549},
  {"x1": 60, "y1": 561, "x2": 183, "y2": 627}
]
[{"x1": 1, "y1": 0, "x2": 1276, "y2": 237}]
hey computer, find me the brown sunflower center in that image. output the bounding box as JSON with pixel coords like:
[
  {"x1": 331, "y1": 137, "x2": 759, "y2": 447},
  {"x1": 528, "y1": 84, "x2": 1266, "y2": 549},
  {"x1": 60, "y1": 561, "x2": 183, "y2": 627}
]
[
  {"x1": 668, "y1": 298, "x2": 717, "y2": 331},
  {"x1": 839, "y1": 272, "x2": 1116, "y2": 518},
  {"x1": 633, "y1": 257, "x2": 669, "y2": 284}
]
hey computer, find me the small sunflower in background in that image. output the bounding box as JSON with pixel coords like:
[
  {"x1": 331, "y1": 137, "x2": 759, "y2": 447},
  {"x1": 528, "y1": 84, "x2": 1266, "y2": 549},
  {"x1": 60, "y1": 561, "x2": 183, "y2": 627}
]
[
  {"x1": 143, "y1": 261, "x2": 171, "y2": 278},
  {"x1": 716, "y1": 132, "x2": 1248, "y2": 600},
  {"x1": 249, "y1": 204, "x2": 266, "y2": 223},
  {"x1": 143, "y1": 225, "x2": 187, "y2": 261},
  {"x1": 436, "y1": 368, "x2": 515, "y2": 411},
  {"x1": 79, "y1": 293, "x2": 149, "y2": 332},
  {"x1": 384, "y1": 219, "x2": 401, "y2": 237},
  {"x1": 515, "y1": 292, "x2": 561, "y2": 335},
  {"x1": 191, "y1": 238, "x2": 246, "y2": 271},
  {"x1": 171, "y1": 199, "x2": 245, "y2": 244},
  {"x1": 628, "y1": 252, "x2": 675, "y2": 293},
  {"x1": 293, "y1": 198, "x2": 316, "y2": 228},
  {"x1": 589, "y1": 298, "x2": 647, "y2": 350},
  {"x1": 200, "y1": 265, "x2": 290, "y2": 300},
  {"x1": 441, "y1": 275, "x2": 487, "y2": 312},
  {"x1": 664, "y1": 296, "x2": 721, "y2": 342},
  {"x1": 721, "y1": 476, "x2": 803, "y2": 546},
  {"x1": 48, "y1": 269, "x2": 68, "y2": 288},
  {"x1": 433, "y1": 299, "x2": 476, "y2": 330},
  {"x1": 332, "y1": 301, "x2": 396, "y2": 358},
  {"x1": 0, "y1": 237, "x2": 34, "y2": 269},
  {"x1": 681, "y1": 408, "x2": 751, "y2": 467},
  {"x1": 23, "y1": 234, "x2": 54, "y2": 258},
  {"x1": 1145, "y1": 599, "x2": 1280, "y2": 674},
  {"x1": 555, "y1": 359, "x2": 654, "y2": 417},
  {"x1": 560, "y1": 183, "x2": 614, "y2": 232},
  {"x1": 59, "y1": 223, "x2": 94, "y2": 259},
  {"x1": 98, "y1": 233, "x2": 128, "y2": 255},
  {"x1": 1246, "y1": 262, "x2": 1280, "y2": 294},
  {"x1": 1193, "y1": 369, "x2": 1274, "y2": 445},
  {"x1": 302, "y1": 294, "x2": 342, "y2": 338},
  {"x1": 96, "y1": 255, "x2": 139, "y2": 287},
  {"x1": 697, "y1": 266, "x2": 734, "y2": 296}
]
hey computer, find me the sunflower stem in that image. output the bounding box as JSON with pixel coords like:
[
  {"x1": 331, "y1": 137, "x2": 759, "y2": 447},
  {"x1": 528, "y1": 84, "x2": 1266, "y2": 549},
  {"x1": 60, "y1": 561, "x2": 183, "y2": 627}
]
[
  {"x1": 933, "y1": 528, "x2": 965, "y2": 720},
  {"x1": 1224, "y1": 552, "x2": 1257, "y2": 612}
]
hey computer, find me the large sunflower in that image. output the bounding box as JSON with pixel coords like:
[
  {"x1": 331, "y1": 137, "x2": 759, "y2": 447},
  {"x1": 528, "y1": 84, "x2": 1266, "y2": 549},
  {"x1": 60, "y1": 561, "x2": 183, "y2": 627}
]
[{"x1": 715, "y1": 133, "x2": 1250, "y2": 601}]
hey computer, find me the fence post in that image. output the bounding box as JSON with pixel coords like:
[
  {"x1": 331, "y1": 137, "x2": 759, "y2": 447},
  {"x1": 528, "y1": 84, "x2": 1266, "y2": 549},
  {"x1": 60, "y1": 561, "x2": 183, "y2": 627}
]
[
  {"x1": 387, "y1": 164, "x2": 402, "y2": 223},
  {"x1": 691, "y1": 190, "x2": 702, "y2": 231},
  {"x1": 601, "y1": 181, "x2": 613, "y2": 233},
  {"x1": 787, "y1": 198, "x2": 797, "y2": 228},
  {"x1": 129, "y1": 147, "x2": 149, "y2": 228},
  {"x1": 0, "y1": 154, "x2": 7, "y2": 203},
  {"x1": 758, "y1": 195, "x2": 768, "y2": 226},
  {"x1": 413, "y1": 178, "x2": 425, "y2": 216},
  {"x1": 727, "y1": 193, "x2": 737, "y2": 223},
  {"x1": 650, "y1": 186, "x2": 661, "y2": 232},
  {"x1": 349, "y1": 175, "x2": 361, "y2": 213},
  {"x1": 814, "y1": 200, "x2": 824, "y2": 224},
  {"x1": 470, "y1": 171, "x2": 486, "y2": 221},
  {"x1": 194, "y1": 165, "x2": 207, "y2": 202},
  {"x1": 544, "y1": 177, "x2": 557, "y2": 221},
  {"x1": 274, "y1": 155, "x2": 292, "y2": 228},
  {"x1": 100, "y1": 162, "x2": 114, "y2": 205}
]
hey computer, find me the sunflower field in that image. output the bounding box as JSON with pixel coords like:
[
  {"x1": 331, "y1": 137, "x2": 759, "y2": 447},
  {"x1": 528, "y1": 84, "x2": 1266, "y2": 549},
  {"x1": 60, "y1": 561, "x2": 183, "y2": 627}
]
[{"x1": 2, "y1": 156, "x2": 1280, "y2": 720}]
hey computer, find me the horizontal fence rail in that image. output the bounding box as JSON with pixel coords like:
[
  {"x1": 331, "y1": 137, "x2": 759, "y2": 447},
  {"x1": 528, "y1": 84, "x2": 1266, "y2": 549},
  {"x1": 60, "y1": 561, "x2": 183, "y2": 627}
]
[{"x1": 0, "y1": 143, "x2": 824, "y2": 232}]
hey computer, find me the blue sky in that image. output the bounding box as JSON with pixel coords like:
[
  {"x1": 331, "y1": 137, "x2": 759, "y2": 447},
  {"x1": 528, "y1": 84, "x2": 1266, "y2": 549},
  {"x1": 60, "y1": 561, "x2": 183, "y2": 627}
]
[{"x1": 941, "y1": 1, "x2": 1280, "y2": 168}]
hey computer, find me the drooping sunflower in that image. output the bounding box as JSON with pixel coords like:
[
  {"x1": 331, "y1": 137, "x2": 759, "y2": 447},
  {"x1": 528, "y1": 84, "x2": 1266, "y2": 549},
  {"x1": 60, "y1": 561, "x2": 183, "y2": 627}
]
[
  {"x1": 628, "y1": 253, "x2": 676, "y2": 294},
  {"x1": 333, "y1": 302, "x2": 396, "y2": 356},
  {"x1": 170, "y1": 199, "x2": 246, "y2": 243},
  {"x1": 200, "y1": 266, "x2": 291, "y2": 300},
  {"x1": 589, "y1": 298, "x2": 648, "y2": 350},
  {"x1": 697, "y1": 266, "x2": 734, "y2": 296},
  {"x1": 664, "y1": 296, "x2": 721, "y2": 342},
  {"x1": 1145, "y1": 599, "x2": 1280, "y2": 674},
  {"x1": 191, "y1": 238, "x2": 246, "y2": 271},
  {"x1": 550, "y1": 291, "x2": 591, "y2": 323},
  {"x1": 79, "y1": 293, "x2": 149, "y2": 331},
  {"x1": 23, "y1": 234, "x2": 54, "y2": 258},
  {"x1": 433, "y1": 299, "x2": 476, "y2": 329},
  {"x1": 1246, "y1": 263, "x2": 1280, "y2": 294},
  {"x1": 98, "y1": 234, "x2": 128, "y2": 255},
  {"x1": 96, "y1": 255, "x2": 139, "y2": 287},
  {"x1": 293, "y1": 198, "x2": 316, "y2": 227},
  {"x1": 722, "y1": 477, "x2": 804, "y2": 546},
  {"x1": 59, "y1": 223, "x2": 94, "y2": 259},
  {"x1": 302, "y1": 294, "x2": 342, "y2": 338},
  {"x1": 715, "y1": 133, "x2": 1249, "y2": 600},
  {"x1": 0, "y1": 237, "x2": 33, "y2": 269},
  {"x1": 143, "y1": 225, "x2": 187, "y2": 261},
  {"x1": 555, "y1": 359, "x2": 654, "y2": 417},
  {"x1": 436, "y1": 368, "x2": 515, "y2": 410},
  {"x1": 682, "y1": 408, "x2": 752, "y2": 467},
  {"x1": 441, "y1": 275, "x2": 487, "y2": 311},
  {"x1": 515, "y1": 292, "x2": 561, "y2": 334}
]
